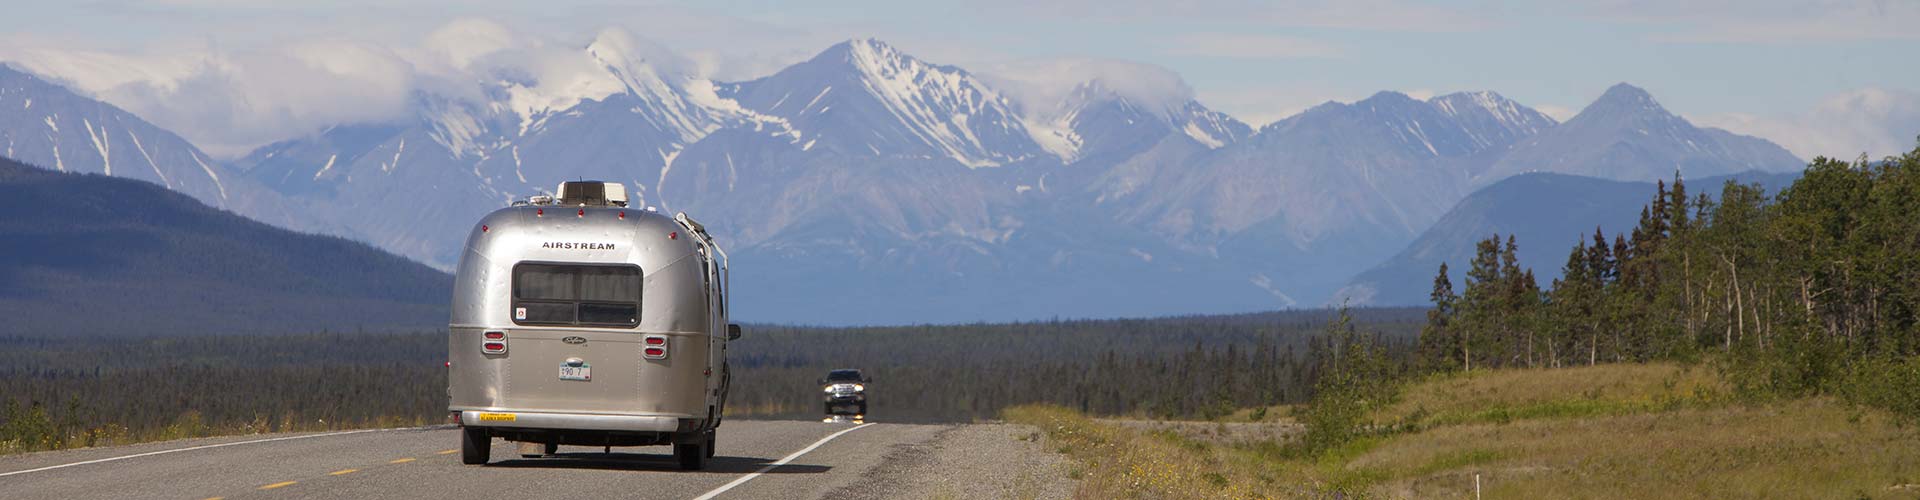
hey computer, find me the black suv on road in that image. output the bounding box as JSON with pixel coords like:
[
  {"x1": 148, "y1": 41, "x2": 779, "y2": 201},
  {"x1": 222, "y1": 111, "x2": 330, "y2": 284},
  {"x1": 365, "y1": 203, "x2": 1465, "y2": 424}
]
[{"x1": 819, "y1": 369, "x2": 870, "y2": 415}]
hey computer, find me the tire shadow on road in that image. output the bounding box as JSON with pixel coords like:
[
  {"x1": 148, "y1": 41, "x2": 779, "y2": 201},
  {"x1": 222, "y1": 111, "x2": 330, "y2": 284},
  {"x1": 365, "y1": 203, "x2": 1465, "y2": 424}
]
[{"x1": 486, "y1": 453, "x2": 831, "y2": 474}]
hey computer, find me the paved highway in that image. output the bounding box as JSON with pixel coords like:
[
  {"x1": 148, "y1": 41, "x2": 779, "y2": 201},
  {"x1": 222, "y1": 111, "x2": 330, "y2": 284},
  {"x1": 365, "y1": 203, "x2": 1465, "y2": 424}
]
[{"x1": 0, "y1": 420, "x2": 1072, "y2": 499}]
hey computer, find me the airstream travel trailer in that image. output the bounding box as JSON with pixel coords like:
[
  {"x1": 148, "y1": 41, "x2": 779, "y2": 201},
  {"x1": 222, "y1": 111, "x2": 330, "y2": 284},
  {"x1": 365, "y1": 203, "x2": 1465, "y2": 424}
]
[{"x1": 447, "y1": 181, "x2": 741, "y2": 470}]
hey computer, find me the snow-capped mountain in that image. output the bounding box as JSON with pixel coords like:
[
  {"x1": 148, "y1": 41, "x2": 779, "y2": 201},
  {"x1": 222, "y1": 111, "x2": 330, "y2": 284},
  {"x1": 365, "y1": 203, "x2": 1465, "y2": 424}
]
[
  {"x1": 228, "y1": 30, "x2": 787, "y2": 267},
  {"x1": 0, "y1": 65, "x2": 235, "y2": 207},
  {"x1": 1023, "y1": 80, "x2": 1251, "y2": 165},
  {"x1": 0, "y1": 38, "x2": 1813, "y2": 324},
  {"x1": 718, "y1": 39, "x2": 1042, "y2": 168},
  {"x1": 1478, "y1": 83, "x2": 1802, "y2": 184}
]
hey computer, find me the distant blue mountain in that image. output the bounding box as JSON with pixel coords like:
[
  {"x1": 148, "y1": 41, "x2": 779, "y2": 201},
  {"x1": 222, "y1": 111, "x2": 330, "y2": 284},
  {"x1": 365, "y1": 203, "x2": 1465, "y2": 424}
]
[
  {"x1": 1337, "y1": 170, "x2": 1804, "y2": 306},
  {"x1": 0, "y1": 155, "x2": 450, "y2": 336},
  {"x1": 0, "y1": 41, "x2": 1813, "y2": 325}
]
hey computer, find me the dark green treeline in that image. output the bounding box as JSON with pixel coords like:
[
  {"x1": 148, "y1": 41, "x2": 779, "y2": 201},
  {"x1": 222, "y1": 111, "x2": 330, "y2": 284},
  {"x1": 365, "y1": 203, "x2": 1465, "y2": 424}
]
[
  {"x1": 1417, "y1": 142, "x2": 1920, "y2": 419},
  {"x1": 2, "y1": 309, "x2": 1422, "y2": 453}
]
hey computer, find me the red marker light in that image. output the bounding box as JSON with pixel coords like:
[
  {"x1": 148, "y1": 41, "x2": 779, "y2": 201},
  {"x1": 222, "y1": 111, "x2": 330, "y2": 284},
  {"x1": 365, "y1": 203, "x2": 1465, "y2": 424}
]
[
  {"x1": 481, "y1": 225, "x2": 489, "y2": 233},
  {"x1": 618, "y1": 211, "x2": 626, "y2": 220},
  {"x1": 644, "y1": 337, "x2": 666, "y2": 346},
  {"x1": 668, "y1": 231, "x2": 678, "y2": 240},
  {"x1": 644, "y1": 347, "x2": 665, "y2": 357},
  {"x1": 578, "y1": 209, "x2": 585, "y2": 217},
  {"x1": 536, "y1": 208, "x2": 544, "y2": 217}
]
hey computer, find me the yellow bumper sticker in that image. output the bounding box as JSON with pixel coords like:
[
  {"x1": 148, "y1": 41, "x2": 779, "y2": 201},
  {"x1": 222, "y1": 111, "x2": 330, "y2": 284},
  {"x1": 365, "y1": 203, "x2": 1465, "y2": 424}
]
[{"x1": 477, "y1": 412, "x2": 517, "y2": 422}]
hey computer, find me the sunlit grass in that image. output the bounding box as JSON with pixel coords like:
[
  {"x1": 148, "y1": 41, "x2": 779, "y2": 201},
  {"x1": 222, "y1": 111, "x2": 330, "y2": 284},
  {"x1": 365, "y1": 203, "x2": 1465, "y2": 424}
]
[
  {"x1": 1358, "y1": 397, "x2": 1920, "y2": 498},
  {"x1": 1015, "y1": 363, "x2": 1920, "y2": 498}
]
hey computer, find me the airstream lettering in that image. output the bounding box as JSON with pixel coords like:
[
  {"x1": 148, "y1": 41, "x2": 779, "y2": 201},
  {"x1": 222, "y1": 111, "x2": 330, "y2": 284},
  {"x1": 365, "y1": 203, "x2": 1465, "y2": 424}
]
[
  {"x1": 448, "y1": 181, "x2": 739, "y2": 470},
  {"x1": 540, "y1": 241, "x2": 617, "y2": 250}
]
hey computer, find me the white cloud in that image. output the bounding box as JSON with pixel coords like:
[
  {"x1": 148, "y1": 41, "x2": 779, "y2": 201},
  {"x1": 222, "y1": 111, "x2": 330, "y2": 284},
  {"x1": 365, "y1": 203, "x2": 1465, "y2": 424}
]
[
  {"x1": 0, "y1": 18, "x2": 722, "y2": 158},
  {"x1": 1693, "y1": 87, "x2": 1920, "y2": 160},
  {"x1": 993, "y1": 0, "x2": 1495, "y2": 32},
  {"x1": 981, "y1": 58, "x2": 1196, "y2": 120},
  {"x1": 1578, "y1": 0, "x2": 1920, "y2": 43},
  {"x1": 1160, "y1": 33, "x2": 1342, "y2": 60},
  {"x1": 3, "y1": 40, "x2": 419, "y2": 157},
  {"x1": 1534, "y1": 104, "x2": 1577, "y2": 122},
  {"x1": 1194, "y1": 84, "x2": 1376, "y2": 128}
]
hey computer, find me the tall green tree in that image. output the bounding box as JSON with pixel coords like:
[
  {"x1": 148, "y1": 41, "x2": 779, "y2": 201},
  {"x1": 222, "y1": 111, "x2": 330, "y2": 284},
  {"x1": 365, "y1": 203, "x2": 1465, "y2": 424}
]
[{"x1": 1419, "y1": 263, "x2": 1460, "y2": 372}]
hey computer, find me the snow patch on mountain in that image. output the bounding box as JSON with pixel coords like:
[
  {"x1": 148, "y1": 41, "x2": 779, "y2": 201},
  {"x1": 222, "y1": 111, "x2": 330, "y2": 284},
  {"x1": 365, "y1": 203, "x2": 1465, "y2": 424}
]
[{"x1": 842, "y1": 39, "x2": 1026, "y2": 167}]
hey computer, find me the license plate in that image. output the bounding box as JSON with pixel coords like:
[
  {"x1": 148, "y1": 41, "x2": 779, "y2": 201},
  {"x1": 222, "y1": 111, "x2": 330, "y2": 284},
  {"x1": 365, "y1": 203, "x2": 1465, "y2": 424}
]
[{"x1": 559, "y1": 363, "x2": 591, "y2": 381}]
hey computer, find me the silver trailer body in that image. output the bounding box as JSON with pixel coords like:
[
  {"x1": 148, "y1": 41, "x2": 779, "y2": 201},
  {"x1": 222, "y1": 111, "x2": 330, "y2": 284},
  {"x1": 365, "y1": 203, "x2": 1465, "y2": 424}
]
[{"x1": 447, "y1": 183, "x2": 734, "y2": 467}]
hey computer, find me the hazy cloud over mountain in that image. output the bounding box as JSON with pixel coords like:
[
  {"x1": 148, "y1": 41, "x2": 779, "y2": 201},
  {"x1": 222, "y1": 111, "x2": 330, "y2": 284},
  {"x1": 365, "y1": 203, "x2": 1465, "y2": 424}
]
[
  {"x1": 1696, "y1": 87, "x2": 1920, "y2": 160},
  {"x1": 2, "y1": 1, "x2": 1915, "y2": 158}
]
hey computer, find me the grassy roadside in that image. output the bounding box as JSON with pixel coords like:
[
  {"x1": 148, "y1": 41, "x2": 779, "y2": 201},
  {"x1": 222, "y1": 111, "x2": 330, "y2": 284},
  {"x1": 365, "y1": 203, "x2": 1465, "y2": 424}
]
[{"x1": 1008, "y1": 363, "x2": 1920, "y2": 498}]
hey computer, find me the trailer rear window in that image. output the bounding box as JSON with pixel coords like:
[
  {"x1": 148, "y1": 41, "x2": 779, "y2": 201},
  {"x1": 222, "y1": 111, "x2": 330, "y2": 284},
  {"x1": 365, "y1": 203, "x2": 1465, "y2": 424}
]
[{"x1": 512, "y1": 263, "x2": 641, "y2": 327}]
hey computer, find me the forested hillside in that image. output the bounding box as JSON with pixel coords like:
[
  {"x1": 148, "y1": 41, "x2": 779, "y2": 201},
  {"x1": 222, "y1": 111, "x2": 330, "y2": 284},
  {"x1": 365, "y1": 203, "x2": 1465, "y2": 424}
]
[
  {"x1": 0, "y1": 308, "x2": 1421, "y2": 453},
  {"x1": 0, "y1": 156, "x2": 451, "y2": 336},
  {"x1": 1416, "y1": 141, "x2": 1920, "y2": 418}
]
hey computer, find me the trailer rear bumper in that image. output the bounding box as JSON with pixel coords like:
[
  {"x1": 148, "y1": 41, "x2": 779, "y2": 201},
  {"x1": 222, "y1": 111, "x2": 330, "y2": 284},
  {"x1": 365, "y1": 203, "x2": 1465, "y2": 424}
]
[{"x1": 458, "y1": 410, "x2": 682, "y2": 432}]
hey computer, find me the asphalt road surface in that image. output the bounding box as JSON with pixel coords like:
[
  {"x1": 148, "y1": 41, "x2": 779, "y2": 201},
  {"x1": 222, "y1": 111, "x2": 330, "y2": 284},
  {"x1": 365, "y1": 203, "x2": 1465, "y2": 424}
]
[{"x1": 0, "y1": 420, "x2": 1074, "y2": 499}]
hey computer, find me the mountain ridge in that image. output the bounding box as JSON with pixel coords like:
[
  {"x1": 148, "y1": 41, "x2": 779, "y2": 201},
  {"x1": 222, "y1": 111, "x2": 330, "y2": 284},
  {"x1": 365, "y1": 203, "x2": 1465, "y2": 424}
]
[
  {"x1": 0, "y1": 42, "x2": 1812, "y2": 324},
  {"x1": 0, "y1": 154, "x2": 451, "y2": 336}
]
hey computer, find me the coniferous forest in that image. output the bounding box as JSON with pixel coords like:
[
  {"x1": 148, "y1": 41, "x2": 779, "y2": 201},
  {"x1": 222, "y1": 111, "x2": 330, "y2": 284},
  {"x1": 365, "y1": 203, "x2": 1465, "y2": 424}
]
[
  {"x1": 6, "y1": 143, "x2": 1917, "y2": 455},
  {"x1": 0, "y1": 308, "x2": 1422, "y2": 453},
  {"x1": 1415, "y1": 142, "x2": 1920, "y2": 420}
]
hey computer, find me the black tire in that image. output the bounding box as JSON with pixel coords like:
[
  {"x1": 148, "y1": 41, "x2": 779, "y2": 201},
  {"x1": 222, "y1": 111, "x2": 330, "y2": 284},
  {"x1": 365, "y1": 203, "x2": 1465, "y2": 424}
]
[
  {"x1": 544, "y1": 442, "x2": 559, "y2": 456},
  {"x1": 675, "y1": 436, "x2": 709, "y2": 470},
  {"x1": 704, "y1": 431, "x2": 716, "y2": 459},
  {"x1": 460, "y1": 426, "x2": 490, "y2": 465}
]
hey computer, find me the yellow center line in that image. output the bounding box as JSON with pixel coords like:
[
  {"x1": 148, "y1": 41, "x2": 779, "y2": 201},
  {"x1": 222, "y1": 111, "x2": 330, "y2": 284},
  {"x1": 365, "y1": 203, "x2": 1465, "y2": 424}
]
[
  {"x1": 259, "y1": 481, "x2": 297, "y2": 490},
  {"x1": 436, "y1": 449, "x2": 459, "y2": 455},
  {"x1": 389, "y1": 457, "x2": 417, "y2": 464},
  {"x1": 328, "y1": 468, "x2": 359, "y2": 476}
]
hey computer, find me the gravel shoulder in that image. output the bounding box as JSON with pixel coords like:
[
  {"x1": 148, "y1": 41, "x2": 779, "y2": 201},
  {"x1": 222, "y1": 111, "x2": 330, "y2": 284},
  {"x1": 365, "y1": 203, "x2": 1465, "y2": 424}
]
[{"x1": 824, "y1": 423, "x2": 1077, "y2": 500}]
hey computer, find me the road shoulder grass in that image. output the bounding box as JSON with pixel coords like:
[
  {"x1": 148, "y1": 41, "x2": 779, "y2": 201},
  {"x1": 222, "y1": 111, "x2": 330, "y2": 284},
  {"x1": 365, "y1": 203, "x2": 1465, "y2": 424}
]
[{"x1": 1009, "y1": 363, "x2": 1920, "y2": 498}]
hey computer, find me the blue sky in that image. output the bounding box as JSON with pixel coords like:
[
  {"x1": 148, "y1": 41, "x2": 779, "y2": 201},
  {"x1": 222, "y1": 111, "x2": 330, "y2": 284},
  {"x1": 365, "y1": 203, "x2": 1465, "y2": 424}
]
[{"x1": 2, "y1": 0, "x2": 1915, "y2": 159}]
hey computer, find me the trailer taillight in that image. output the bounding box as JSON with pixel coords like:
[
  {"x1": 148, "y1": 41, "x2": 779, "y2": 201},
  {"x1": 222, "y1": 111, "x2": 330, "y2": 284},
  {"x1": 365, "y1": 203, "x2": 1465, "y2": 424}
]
[
  {"x1": 643, "y1": 335, "x2": 667, "y2": 359},
  {"x1": 482, "y1": 331, "x2": 507, "y2": 355},
  {"x1": 577, "y1": 208, "x2": 585, "y2": 217}
]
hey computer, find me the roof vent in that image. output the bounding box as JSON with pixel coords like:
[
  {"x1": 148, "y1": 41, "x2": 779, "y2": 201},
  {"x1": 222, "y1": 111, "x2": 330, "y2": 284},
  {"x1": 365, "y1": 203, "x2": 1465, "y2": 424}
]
[{"x1": 555, "y1": 181, "x2": 628, "y2": 207}]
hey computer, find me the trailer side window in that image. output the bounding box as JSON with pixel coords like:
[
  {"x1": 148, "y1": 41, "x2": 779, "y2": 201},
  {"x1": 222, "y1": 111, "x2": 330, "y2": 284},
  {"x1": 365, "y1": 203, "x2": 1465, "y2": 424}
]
[{"x1": 512, "y1": 263, "x2": 641, "y2": 327}]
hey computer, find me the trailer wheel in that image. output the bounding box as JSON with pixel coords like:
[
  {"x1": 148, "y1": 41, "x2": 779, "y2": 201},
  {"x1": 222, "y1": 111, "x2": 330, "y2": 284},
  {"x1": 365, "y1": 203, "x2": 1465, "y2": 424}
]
[
  {"x1": 675, "y1": 434, "x2": 710, "y2": 470},
  {"x1": 544, "y1": 442, "x2": 559, "y2": 456},
  {"x1": 460, "y1": 426, "x2": 490, "y2": 465},
  {"x1": 704, "y1": 431, "x2": 717, "y2": 459}
]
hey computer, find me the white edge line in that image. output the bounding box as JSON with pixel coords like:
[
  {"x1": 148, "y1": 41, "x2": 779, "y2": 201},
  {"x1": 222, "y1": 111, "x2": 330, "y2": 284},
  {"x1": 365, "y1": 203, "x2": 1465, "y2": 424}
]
[
  {"x1": 690, "y1": 423, "x2": 872, "y2": 500},
  {"x1": 0, "y1": 427, "x2": 433, "y2": 478}
]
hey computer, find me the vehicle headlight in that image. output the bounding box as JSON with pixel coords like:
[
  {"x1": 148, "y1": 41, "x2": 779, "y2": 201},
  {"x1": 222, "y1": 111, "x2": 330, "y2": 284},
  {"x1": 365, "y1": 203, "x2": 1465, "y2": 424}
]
[
  {"x1": 823, "y1": 386, "x2": 835, "y2": 393},
  {"x1": 853, "y1": 384, "x2": 864, "y2": 392}
]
